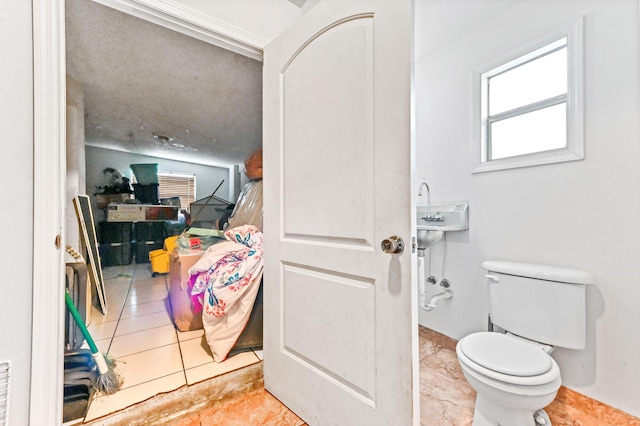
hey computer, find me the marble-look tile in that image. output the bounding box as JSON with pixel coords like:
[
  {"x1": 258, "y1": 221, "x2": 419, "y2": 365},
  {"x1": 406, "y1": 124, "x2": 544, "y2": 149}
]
[
  {"x1": 420, "y1": 326, "x2": 458, "y2": 352},
  {"x1": 547, "y1": 387, "x2": 640, "y2": 426},
  {"x1": 418, "y1": 326, "x2": 640, "y2": 426},
  {"x1": 419, "y1": 361, "x2": 475, "y2": 426},
  {"x1": 197, "y1": 388, "x2": 305, "y2": 426}
]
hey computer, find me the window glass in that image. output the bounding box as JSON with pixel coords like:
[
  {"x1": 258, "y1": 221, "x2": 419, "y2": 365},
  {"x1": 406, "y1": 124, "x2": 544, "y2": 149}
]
[
  {"x1": 490, "y1": 103, "x2": 566, "y2": 160},
  {"x1": 489, "y1": 42, "x2": 567, "y2": 115}
]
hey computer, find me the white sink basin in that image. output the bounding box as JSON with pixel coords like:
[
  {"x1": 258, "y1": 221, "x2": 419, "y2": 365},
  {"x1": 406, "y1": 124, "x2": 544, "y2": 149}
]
[
  {"x1": 416, "y1": 203, "x2": 468, "y2": 249},
  {"x1": 417, "y1": 203, "x2": 469, "y2": 231}
]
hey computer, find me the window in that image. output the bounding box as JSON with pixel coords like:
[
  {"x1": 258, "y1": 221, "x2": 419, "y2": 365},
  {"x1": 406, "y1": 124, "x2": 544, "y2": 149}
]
[
  {"x1": 472, "y1": 18, "x2": 584, "y2": 173},
  {"x1": 157, "y1": 173, "x2": 196, "y2": 211},
  {"x1": 131, "y1": 171, "x2": 196, "y2": 211}
]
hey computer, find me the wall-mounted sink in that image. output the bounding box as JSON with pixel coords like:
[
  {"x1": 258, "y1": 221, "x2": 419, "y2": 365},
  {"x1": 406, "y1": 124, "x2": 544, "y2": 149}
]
[{"x1": 416, "y1": 203, "x2": 469, "y2": 249}]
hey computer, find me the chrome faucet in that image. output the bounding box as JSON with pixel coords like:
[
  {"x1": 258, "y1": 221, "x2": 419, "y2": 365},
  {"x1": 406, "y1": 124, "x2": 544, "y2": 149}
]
[{"x1": 418, "y1": 181, "x2": 443, "y2": 222}]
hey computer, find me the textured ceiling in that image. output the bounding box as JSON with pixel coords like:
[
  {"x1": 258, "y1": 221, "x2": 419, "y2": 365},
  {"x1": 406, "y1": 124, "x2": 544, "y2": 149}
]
[{"x1": 66, "y1": 0, "x2": 264, "y2": 167}]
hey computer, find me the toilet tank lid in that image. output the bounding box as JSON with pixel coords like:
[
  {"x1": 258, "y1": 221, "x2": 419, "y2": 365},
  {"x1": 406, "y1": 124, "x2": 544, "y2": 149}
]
[{"x1": 482, "y1": 261, "x2": 595, "y2": 285}]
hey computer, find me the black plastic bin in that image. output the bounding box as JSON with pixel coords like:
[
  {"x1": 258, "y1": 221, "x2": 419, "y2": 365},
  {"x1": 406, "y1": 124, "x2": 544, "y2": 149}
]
[
  {"x1": 135, "y1": 241, "x2": 163, "y2": 263},
  {"x1": 99, "y1": 221, "x2": 132, "y2": 244},
  {"x1": 133, "y1": 183, "x2": 159, "y2": 204},
  {"x1": 100, "y1": 242, "x2": 134, "y2": 266},
  {"x1": 134, "y1": 221, "x2": 166, "y2": 242}
]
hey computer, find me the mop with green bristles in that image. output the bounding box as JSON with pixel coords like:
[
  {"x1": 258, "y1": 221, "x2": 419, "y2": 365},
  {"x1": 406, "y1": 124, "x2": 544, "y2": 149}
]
[{"x1": 65, "y1": 290, "x2": 123, "y2": 394}]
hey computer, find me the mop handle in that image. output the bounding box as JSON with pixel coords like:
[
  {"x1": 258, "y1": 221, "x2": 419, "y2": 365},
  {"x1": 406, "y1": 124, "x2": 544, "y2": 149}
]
[{"x1": 65, "y1": 290, "x2": 99, "y2": 354}]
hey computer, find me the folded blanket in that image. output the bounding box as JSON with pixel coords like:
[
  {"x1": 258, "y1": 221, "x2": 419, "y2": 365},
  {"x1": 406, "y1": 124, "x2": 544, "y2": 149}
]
[{"x1": 188, "y1": 225, "x2": 264, "y2": 362}]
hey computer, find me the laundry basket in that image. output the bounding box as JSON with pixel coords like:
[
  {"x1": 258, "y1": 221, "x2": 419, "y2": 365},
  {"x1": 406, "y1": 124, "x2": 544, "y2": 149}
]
[{"x1": 149, "y1": 236, "x2": 180, "y2": 277}]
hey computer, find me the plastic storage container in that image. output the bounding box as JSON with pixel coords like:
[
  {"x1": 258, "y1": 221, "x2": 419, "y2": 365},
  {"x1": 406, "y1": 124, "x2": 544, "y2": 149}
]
[
  {"x1": 149, "y1": 236, "x2": 180, "y2": 277},
  {"x1": 100, "y1": 242, "x2": 133, "y2": 266},
  {"x1": 134, "y1": 221, "x2": 166, "y2": 242},
  {"x1": 133, "y1": 183, "x2": 159, "y2": 204},
  {"x1": 130, "y1": 163, "x2": 159, "y2": 184}
]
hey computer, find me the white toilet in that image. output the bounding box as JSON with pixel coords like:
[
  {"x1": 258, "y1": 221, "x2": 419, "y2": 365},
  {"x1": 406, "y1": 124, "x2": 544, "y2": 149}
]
[{"x1": 456, "y1": 260, "x2": 594, "y2": 425}]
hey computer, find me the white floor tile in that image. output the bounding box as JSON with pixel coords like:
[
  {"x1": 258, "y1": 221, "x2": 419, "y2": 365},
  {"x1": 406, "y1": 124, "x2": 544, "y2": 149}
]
[
  {"x1": 253, "y1": 349, "x2": 263, "y2": 361},
  {"x1": 89, "y1": 305, "x2": 122, "y2": 325},
  {"x1": 85, "y1": 261, "x2": 263, "y2": 421},
  {"x1": 94, "y1": 337, "x2": 110, "y2": 354},
  {"x1": 184, "y1": 351, "x2": 260, "y2": 385},
  {"x1": 84, "y1": 372, "x2": 186, "y2": 422},
  {"x1": 114, "y1": 310, "x2": 172, "y2": 336},
  {"x1": 117, "y1": 344, "x2": 184, "y2": 390},
  {"x1": 125, "y1": 285, "x2": 168, "y2": 306},
  {"x1": 87, "y1": 320, "x2": 118, "y2": 342},
  {"x1": 176, "y1": 328, "x2": 204, "y2": 342},
  {"x1": 131, "y1": 275, "x2": 166, "y2": 289},
  {"x1": 102, "y1": 266, "x2": 135, "y2": 282},
  {"x1": 133, "y1": 264, "x2": 154, "y2": 279},
  {"x1": 179, "y1": 335, "x2": 214, "y2": 369},
  {"x1": 108, "y1": 325, "x2": 178, "y2": 358},
  {"x1": 105, "y1": 290, "x2": 129, "y2": 308},
  {"x1": 118, "y1": 300, "x2": 169, "y2": 320}
]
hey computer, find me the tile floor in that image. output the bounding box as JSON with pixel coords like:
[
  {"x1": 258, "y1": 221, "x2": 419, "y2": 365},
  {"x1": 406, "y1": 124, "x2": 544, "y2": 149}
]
[
  {"x1": 78, "y1": 263, "x2": 639, "y2": 425},
  {"x1": 81, "y1": 262, "x2": 262, "y2": 422},
  {"x1": 114, "y1": 325, "x2": 637, "y2": 425},
  {"x1": 418, "y1": 326, "x2": 640, "y2": 426}
]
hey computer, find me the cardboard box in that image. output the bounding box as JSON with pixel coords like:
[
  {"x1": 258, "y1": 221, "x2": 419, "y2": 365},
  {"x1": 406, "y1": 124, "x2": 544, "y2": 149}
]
[
  {"x1": 96, "y1": 193, "x2": 133, "y2": 210},
  {"x1": 169, "y1": 251, "x2": 204, "y2": 331},
  {"x1": 106, "y1": 204, "x2": 178, "y2": 222}
]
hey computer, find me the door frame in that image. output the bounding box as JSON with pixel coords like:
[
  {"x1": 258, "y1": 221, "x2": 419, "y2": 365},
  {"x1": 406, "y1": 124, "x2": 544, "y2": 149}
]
[
  {"x1": 31, "y1": 0, "x2": 268, "y2": 421},
  {"x1": 34, "y1": 0, "x2": 419, "y2": 422}
]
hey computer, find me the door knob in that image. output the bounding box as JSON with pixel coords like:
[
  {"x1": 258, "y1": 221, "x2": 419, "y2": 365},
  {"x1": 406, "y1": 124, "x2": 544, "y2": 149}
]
[{"x1": 381, "y1": 236, "x2": 404, "y2": 254}]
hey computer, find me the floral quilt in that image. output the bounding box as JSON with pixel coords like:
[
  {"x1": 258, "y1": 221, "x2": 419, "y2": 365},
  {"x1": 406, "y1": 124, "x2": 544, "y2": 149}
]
[{"x1": 188, "y1": 225, "x2": 264, "y2": 362}]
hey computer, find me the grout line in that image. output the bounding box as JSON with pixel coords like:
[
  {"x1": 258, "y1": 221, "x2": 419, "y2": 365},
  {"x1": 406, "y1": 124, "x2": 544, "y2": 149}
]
[
  {"x1": 105, "y1": 264, "x2": 137, "y2": 354},
  {"x1": 162, "y1": 274, "x2": 189, "y2": 384}
]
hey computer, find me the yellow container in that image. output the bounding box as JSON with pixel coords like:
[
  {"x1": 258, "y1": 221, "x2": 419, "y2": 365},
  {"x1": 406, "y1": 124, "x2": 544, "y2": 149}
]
[
  {"x1": 165, "y1": 235, "x2": 179, "y2": 253},
  {"x1": 149, "y1": 236, "x2": 181, "y2": 277},
  {"x1": 149, "y1": 249, "x2": 169, "y2": 276}
]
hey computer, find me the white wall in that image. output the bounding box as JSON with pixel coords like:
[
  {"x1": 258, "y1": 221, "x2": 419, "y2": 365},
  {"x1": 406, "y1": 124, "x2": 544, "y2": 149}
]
[
  {"x1": 0, "y1": 1, "x2": 33, "y2": 423},
  {"x1": 85, "y1": 145, "x2": 234, "y2": 220},
  {"x1": 415, "y1": 0, "x2": 640, "y2": 417},
  {"x1": 66, "y1": 75, "x2": 86, "y2": 251}
]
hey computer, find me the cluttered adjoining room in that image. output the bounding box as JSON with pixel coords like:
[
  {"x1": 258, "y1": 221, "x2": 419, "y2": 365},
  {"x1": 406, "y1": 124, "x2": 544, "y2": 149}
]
[
  {"x1": 64, "y1": 152, "x2": 265, "y2": 423},
  {"x1": 62, "y1": 0, "x2": 269, "y2": 422}
]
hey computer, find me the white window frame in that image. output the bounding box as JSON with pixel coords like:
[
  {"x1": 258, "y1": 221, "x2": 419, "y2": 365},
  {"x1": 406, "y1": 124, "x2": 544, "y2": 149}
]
[{"x1": 471, "y1": 17, "x2": 584, "y2": 173}]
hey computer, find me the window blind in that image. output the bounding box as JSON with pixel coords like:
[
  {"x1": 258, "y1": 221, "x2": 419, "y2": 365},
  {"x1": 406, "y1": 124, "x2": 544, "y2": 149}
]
[{"x1": 157, "y1": 173, "x2": 196, "y2": 211}]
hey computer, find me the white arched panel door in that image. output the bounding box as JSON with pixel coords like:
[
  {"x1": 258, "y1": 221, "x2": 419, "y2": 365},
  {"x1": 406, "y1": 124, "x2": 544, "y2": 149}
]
[{"x1": 263, "y1": 0, "x2": 416, "y2": 425}]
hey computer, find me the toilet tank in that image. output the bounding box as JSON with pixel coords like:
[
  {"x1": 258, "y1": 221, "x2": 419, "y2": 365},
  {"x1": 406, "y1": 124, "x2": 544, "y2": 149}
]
[{"x1": 483, "y1": 261, "x2": 594, "y2": 350}]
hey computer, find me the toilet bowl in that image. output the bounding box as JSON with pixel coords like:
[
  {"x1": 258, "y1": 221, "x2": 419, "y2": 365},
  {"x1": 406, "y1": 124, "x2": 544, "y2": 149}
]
[
  {"x1": 457, "y1": 332, "x2": 562, "y2": 425},
  {"x1": 457, "y1": 261, "x2": 593, "y2": 425}
]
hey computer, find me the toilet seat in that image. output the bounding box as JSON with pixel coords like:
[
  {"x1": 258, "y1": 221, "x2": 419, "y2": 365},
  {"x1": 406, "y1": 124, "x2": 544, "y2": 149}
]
[
  {"x1": 457, "y1": 332, "x2": 561, "y2": 386},
  {"x1": 460, "y1": 332, "x2": 552, "y2": 376}
]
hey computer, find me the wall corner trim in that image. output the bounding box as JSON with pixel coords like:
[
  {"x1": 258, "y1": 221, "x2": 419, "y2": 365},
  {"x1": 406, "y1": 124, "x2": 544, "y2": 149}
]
[{"x1": 92, "y1": 0, "x2": 267, "y2": 61}]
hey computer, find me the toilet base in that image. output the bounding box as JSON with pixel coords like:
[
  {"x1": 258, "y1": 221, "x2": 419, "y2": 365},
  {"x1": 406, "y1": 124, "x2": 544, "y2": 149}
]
[{"x1": 472, "y1": 395, "x2": 552, "y2": 426}]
